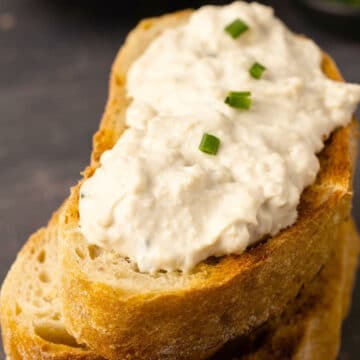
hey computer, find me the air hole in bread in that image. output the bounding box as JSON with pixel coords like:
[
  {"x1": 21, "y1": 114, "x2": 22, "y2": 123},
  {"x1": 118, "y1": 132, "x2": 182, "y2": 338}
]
[
  {"x1": 44, "y1": 294, "x2": 53, "y2": 303},
  {"x1": 37, "y1": 250, "x2": 46, "y2": 263},
  {"x1": 52, "y1": 313, "x2": 61, "y2": 321},
  {"x1": 204, "y1": 256, "x2": 222, "y2": 266},
  {"x1": 15, "y1": 303, "x2": 22, "y2": 316},
  {"x1": 88, "y1": 245, "x2": 102, "y2": 260},
  {"x1": 75, "y1": 248, "x2": 85, "y2": 260},
  {"x1": 34, "y1": 321, "x2": 83, "y2": 348},
  {"x1": 39, "y1": 271, "x2": 51, "y2": 283}
]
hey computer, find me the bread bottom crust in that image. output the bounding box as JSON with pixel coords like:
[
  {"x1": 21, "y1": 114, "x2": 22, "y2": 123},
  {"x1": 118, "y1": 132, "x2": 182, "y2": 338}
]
[
  {"x1": 212, "y1": 219, "x2": 359, "y2": 360},
  {"x1": 1, "y1": 216, "x2": 357, "y2": 360}
]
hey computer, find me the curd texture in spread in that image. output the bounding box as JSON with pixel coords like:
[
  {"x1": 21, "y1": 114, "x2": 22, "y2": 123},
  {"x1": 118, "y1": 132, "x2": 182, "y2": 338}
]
[{"x1": 79, "y1": 2, "x2": 360, "y2": 273}]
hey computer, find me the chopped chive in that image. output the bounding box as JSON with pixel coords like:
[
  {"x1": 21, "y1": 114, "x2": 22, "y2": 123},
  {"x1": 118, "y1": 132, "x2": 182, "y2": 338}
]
[
  {"x1": 249, "y1": 62, "x2": 266, "y2": 79},
  {"x1": 225, "y1": 18, "x2": 249, "y2": 39},
  {"x1": 80, "y1": 192, "x2": 85, "y2": 199},
  {"x1": 199, "y1": 133, "x2": 220, "y2": 155},
  {"x1": 225, "y1": 91, "x2": 252, "y2": 110}
]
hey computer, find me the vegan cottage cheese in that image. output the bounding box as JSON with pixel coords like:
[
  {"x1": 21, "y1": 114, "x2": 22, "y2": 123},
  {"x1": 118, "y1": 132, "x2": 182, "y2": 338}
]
[{"x1": 79, "y1": 2, "x2": 360, "y2": 273}]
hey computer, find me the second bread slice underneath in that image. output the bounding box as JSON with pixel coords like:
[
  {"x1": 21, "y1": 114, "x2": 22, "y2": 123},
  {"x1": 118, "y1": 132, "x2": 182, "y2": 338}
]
[{"x1": 0, "y1": 205, "x2": 358, "y2": 359}]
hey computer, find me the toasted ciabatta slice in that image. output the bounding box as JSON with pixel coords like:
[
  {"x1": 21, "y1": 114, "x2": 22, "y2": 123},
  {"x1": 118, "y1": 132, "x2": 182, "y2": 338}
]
[
  {"x1": 0, "y1": 209, "x2": 104, "y2": 360},
  {"x1": 0, "y1": 214, "x2": 358, "y2": 360},
  {"x1": 214, "y1": 219, "x2": 360, "y2": 360},
  {"x1": 58, "y1": 9, "x2": 358, "y2": 360}
]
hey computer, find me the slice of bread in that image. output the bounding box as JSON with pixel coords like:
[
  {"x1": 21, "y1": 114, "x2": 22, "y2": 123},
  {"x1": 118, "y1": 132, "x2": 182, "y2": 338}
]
[
  {"x1": 59, "y1": 10, "x2": 358, "y2": 360},
  {"x1": 0, "y1": 211, "x2": 358, "y2": 359},
  {"x1": 60, "y1": 11, "x2": 355, "y2": 359},
  {"x1": 0, "y1": 209, "x2": 104, "y2": 360}
]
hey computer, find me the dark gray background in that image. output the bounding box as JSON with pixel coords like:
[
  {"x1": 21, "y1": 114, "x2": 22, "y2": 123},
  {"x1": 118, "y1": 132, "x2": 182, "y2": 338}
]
[{"x1": 0, "y1": 0, "x2": 359, "y2": 358}]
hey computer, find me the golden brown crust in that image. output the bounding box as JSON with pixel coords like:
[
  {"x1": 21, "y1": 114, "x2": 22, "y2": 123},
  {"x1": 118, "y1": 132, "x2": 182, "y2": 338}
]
[
  {"x1": 0, "y1": 210, "x2": 104, "y2": 360},
  {"x1": 1, "y1": 216, "x2": 358, "y2": 360},
  {"x1": 213, "y1": 220, "x2": 359, "y2": 360},
  {"x1": 59, "y1": 9, "x2": 357, "y2": 360}
]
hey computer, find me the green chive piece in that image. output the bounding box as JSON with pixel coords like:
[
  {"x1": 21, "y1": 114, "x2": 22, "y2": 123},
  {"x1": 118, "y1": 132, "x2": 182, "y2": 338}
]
[
  {"x1": 249, "y1": 62, "x2": 266, "y2": 79},
  {"x1": 225, "y1": 18, "x2": 249, "y2": 39},
  {"x1": 199, "y1": 133, "x2": 220, "y2": 155},
  {"x1": 225, "y1": 91, "x2": 252, "y2": 110},
  {"x1": 80, "y1": 192, "x2": 85, "y2": 199}
]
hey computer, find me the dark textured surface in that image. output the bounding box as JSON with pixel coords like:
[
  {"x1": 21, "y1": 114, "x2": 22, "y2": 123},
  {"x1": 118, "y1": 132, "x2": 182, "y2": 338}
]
[{"x1": 0, "y1": 0, "x2": 359, "y2": 358}]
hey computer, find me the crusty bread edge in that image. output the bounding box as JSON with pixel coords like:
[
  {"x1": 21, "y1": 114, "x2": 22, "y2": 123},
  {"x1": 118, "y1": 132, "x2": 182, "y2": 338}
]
[
  {"x1": 215, "y1": 220, "x2": 359, "y2": 360},
  {"x1": 1, "y1": 217, "x2": 358, "y2": 360},
  {"x1": 292, "y1": 220, "x2": 360, "y2": 360}
]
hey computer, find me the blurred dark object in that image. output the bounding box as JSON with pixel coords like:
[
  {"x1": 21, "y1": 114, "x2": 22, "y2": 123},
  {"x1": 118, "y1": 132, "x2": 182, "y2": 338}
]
[
  {"x1": 43, "y1": 0, "x2": 232, "y2": 26},
  {"x1": 296, "y1": 0, "x2": 360, "y2": 35}
]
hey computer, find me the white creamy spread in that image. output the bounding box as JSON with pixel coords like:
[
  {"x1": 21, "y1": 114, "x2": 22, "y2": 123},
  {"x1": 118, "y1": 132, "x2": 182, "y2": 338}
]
[{"x1": 79, "y1": 2, "x2": 360, "y2": 273}]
